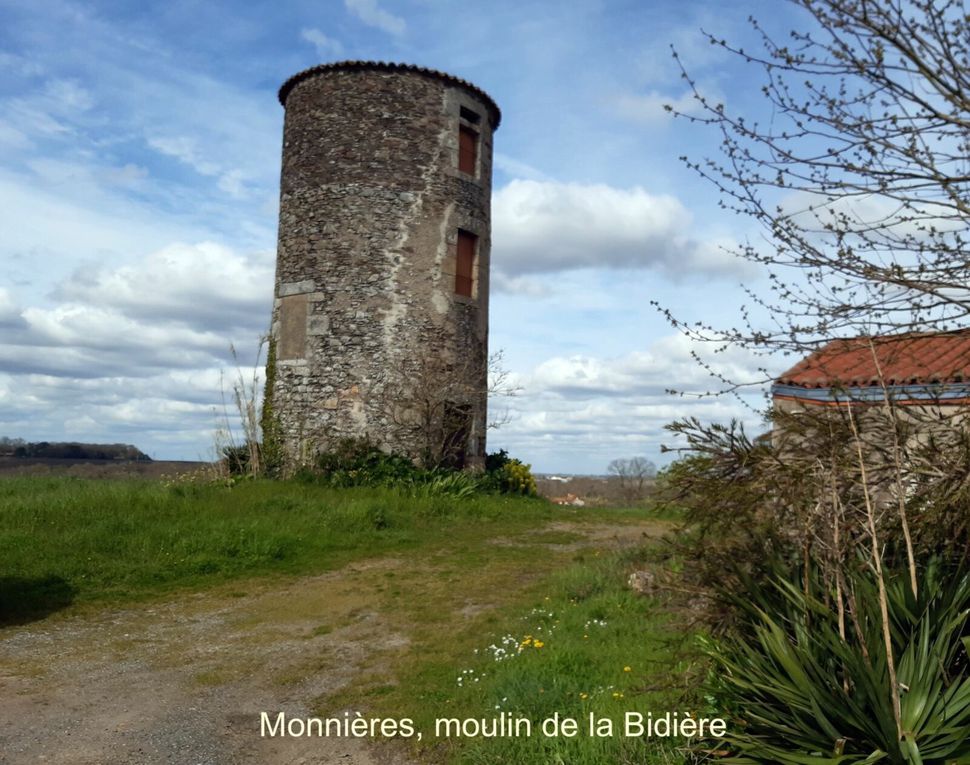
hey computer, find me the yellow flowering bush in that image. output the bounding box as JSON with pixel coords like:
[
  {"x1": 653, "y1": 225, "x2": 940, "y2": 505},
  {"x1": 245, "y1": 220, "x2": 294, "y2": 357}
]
[
  {"x1": 484, "y1": 450, "x2": 538, "y2": 496},
  {"x1": 501, "y1": 459, "x2": 537, "y2": 496}
]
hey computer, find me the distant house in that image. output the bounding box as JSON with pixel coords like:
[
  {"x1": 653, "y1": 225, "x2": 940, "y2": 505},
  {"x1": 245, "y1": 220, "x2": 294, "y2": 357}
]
[{"x1": 771, "y1": 331, "x2": 970, "y2": 449}]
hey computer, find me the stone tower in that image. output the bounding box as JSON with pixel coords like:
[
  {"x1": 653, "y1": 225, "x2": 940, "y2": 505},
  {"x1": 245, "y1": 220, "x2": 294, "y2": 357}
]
[{"x1": 267, "y1": 61, "x2": 500, "y2": 469}]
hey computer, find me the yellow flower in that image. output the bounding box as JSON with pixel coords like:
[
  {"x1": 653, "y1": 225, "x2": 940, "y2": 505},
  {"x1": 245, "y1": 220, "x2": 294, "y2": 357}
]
[
  {"x1": 534, "y1": 640, "x2": 545, "y2": 648},
  {"x1": 580, "y1": 692, "x2": 588, "y2": 699},
  {"x1": 623, "y1": 666, "x2": 632, "y2": 672},
  {"x1": 612, "y1": 691, "x2": 624, "y2": 699}
]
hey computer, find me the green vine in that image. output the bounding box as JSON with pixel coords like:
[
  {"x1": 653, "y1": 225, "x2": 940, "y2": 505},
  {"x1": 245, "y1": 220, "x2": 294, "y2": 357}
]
[{"x1": 260, "y1": 336, "x2": 284, "y2": 477}]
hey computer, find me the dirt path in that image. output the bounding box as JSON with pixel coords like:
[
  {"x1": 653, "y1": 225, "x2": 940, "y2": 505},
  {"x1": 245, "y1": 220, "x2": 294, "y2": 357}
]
[{"x1": 0, "y1": 520, "x2": 663, "y2": 765}]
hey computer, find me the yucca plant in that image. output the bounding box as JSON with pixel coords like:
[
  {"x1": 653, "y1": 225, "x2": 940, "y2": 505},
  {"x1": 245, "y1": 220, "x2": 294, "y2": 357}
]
[{"x1": 700, "y1": 560, "x2": 970, "y2": 764}]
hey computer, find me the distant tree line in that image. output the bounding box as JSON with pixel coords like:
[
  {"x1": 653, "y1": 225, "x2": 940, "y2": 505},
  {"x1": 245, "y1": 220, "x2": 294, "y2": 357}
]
[{"x1": 0, "y1": 437, "x2": 151, "y2": 461}]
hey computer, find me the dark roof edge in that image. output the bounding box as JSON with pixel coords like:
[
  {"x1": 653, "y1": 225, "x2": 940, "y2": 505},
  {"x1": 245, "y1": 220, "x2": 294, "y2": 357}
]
[{"x1": 278, "y1": 61, "x2": 501, "y2": 129}]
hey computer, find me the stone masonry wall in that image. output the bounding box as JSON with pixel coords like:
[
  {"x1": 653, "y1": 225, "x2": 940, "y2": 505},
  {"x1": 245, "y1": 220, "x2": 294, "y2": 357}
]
[{"x1": 270, "y1": 64, "x2": 498, "y2": 468}]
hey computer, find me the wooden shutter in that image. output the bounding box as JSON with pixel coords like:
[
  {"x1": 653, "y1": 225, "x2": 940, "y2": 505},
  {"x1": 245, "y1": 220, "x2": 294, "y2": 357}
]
[
  {"x1": 456, "y1": 231, "x2": 476, "y2": 297},
  {"x1": 458, "y1": 126, "x2": 477, "y2": 175}
]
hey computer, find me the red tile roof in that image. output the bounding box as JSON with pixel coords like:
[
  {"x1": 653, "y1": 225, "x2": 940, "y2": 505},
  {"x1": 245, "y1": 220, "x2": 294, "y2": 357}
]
[{"x1": 777, "y1": 331, "x2": 970, "y2": 388}]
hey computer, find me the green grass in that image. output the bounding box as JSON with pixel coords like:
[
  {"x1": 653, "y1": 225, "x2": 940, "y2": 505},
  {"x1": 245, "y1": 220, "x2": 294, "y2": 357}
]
[
  {"x1": 0, "y1": 475, "x2": 699, "y2": 764},
  {"x1": 450, "y1": 552, "x2": 698, "y2": 764},
  {"x1": 337, "y1": 544, "x2": 700, "y2": 765},
  {"x1": 0, "y1": 475, "x2": 553, "y2": 620}
]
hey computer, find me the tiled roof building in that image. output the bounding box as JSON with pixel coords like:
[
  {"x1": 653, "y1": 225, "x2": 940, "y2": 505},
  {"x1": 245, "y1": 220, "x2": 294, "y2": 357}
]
[{"x1": 773, "y1": 331, "x2": 970, "y2": 407}]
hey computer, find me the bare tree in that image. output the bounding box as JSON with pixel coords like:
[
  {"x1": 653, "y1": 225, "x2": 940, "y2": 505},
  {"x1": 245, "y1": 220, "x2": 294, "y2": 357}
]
[
  {"x1": 659, "y1": 4, "x2": 970, "y2": 745},
  {"x1": 387, "y1": 349, "x2": 520, "y2": 469},
  {"x1": 607, "y1": 456, "x2": 657, "y2": 503},
  {"x1": 660, "y1": 0, "x2": 970, "y2": 360},
  {"x1": 661, "y1": 0, "x2": 970, "y2": 556},
  {"x1": 486, "y1": 349, "x2": 523, "y2": 430}
]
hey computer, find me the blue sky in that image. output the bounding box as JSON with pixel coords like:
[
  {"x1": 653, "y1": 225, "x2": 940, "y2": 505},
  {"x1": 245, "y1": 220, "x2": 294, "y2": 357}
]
[{"x1": 0, "y1": 0, "x2": 807, "y2": 472}]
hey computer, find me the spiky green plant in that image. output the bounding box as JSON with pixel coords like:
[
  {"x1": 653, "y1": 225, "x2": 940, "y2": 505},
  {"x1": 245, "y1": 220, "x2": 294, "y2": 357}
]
[
  {"x1": 407, "y1": 470, "x2": 480, "y2": 499},
  {"x1": 701, "y1": 560, "x2": 970, "y2": 764}
]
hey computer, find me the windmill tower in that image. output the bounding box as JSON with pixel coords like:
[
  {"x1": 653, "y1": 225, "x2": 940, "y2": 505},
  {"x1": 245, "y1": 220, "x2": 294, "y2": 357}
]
[{"x1": 267, "y1": 61, "x2": 500, "y2": 469}]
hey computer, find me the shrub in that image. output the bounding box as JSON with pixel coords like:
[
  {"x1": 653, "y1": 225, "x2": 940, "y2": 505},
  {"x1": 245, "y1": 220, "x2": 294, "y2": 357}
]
[
  {"x1": 485, "y1": 448, "x2": 512, "y2": 473},
  {"x1": 313, "y1": 438, "x2": 418, "y2": 487},
  {"x1": 659, "y1": 415, "x2": 970, "y2": 628},
  {"x1": 222, "y1": 444, "x2": 257, "y2": 477},
  {"x1": 495, "y1": 458, "x2": 538, "y2": 496},
  {"x1": 300, "y1": 440, "x2": 538, "y2": 499},
  {"x1": 701, "y1": 559, "x2": 970, "y2": 763}
]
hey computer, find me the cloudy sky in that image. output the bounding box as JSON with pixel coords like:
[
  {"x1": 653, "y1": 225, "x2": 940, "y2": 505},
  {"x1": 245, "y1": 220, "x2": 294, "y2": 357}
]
[{"x1": 0, "y1": 0, "x2": 806, "y2": 473}]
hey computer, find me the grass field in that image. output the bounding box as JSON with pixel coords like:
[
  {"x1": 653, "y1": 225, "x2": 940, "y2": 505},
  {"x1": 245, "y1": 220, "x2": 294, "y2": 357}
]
[
  {"x1": 0, "y1": 476, "x2": 699, "y2": 764},
  {"x1": 334, "y1": 543, "x2": 700, "y2": 765},
  {"x1": 0, "y1": 475, "x2": 555, "y2": 618}
]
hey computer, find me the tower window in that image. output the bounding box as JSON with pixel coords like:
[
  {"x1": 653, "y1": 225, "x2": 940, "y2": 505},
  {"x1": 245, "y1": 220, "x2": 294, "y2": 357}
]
[
  {"x1": 458, "y1": 126, "x2": 478, "y2": 175},
  {"x1": 460, "y1": 106, "x2": 481, "y2": 124},
  {"x1": 456, "y1": 230, "x2": 477, "y2": 297}
]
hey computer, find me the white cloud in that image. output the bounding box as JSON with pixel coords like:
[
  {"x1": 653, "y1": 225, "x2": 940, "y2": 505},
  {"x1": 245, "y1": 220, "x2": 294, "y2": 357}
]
[
  {"x1": 55, "y1": 241, "x2": 273, "y2": 333},
  {"x1": 0, "y1": 78, "x2": 97, "y2": 146},
  {"x1": 633, "y1": 22, "x2": 727, "y2": 87},
  {"x1": 493, "y1": 153, "x2": 550, "y2": 181},
  {"x1": 0, "y1": 167, "x2": 217, "y2": 294},
  {"x1": 615, "y1": 90, "x2": 700, "y2": 124},
  {"x1": 0, "y1": 120, "x2": 32, "y2": 150},
  {"x1": 528, "y1": 334, "x2": 765, "y2": 398},
  {"x1": 0, "y1": 51, "x2": 44, "y2": 78},
  {"x1": 0, "y1": 288, "x2": 23, "y2": 328},
  {"x1": 489, "y1": 334, "x2": 774, "y2": 473},
  {"x1": 217, "y1": 168, "x2": 248, "y2": 198},
  {"x1": 613, "y1": 75, "x2": 725, "y2": 125},
  {"x1": 4, "y1": 100, "x2": 71, "y2": 138},
  {"x1": 10, "y1": 300, "x2": 228, "y2": 357},
  {"x1": 0, "y1": 368, "x2": 238, "y2": 459},
  {"x1": 147, "y1": 135, "x2": 221, "y2": 176},
  {"x1": 300, "y1": 27, "x2": 344, "y2": 58},
  {"x1": 344, "y1": 0, "x2": 407, "y2": 37},
  {"x1": 0, "y1": 242, "x2": 271, "y2": 457},
  {"x1": 43, "y1": 79, "x2": 94, "y2": 112},
  {"x1": 490, "y1": 272, "x2": 550, "y2": 297},
  {"x1": 3, "y1": 242, "x2": 269, "y2": 376},
  {"x1": 492, "y1": 179, "x2": 750, "y2": 279},
  {"x1": 781, "y1": 190, "x2": 966, "y2": 241}
]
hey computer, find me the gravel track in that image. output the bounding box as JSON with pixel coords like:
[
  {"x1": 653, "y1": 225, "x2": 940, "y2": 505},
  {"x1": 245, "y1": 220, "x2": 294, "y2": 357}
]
[
  {"x1": 0, "y1": 559, "x2": 416, "y2": 765},
  {"x1": 0, "y1": 519, "x2": 662, "y2": 764}
]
